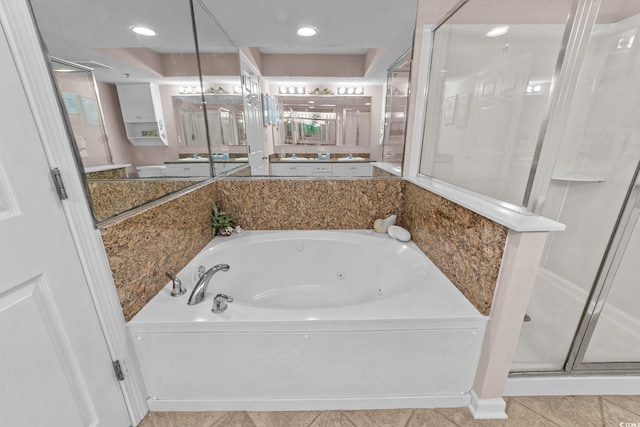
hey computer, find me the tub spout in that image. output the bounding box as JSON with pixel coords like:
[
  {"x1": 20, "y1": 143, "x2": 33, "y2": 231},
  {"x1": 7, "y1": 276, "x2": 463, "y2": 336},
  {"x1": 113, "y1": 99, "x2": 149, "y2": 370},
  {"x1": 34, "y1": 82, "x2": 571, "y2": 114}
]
[{"x1": 187, "y1": 263, "x2": 230, "y2": 305}]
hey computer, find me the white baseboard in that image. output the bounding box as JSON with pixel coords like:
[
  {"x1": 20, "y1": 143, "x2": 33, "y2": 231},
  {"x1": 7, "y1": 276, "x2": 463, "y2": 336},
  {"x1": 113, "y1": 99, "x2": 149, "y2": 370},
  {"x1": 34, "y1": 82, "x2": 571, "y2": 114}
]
[
  {"x1": 147, "y1": 394, "x2": 471, "y2": 412},
  {"x1": 505, "y1": 375, "x2": 640, "y2": 396},
  {"x1": 467, "y1": 390, "x2": 507, "y2": 419}
]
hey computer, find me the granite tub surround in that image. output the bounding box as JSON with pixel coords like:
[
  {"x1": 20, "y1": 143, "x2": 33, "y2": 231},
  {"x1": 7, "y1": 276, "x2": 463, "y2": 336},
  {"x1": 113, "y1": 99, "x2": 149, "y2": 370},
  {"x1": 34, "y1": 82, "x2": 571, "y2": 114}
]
[
  {"x1": 402, "y1": 181, "x2": 508, "y2": 315},
  {"x1": 373, "y1": 166, "x2": 396, "y2": 177},
  {"x1": 227, "y1": 165, "x2": 251, "y2": 177},
  {"x1": 100, "y1": 181, "x2": 216, "y2": 320},
  {"x1": 88, "y1": 179, "x2": 198, "y2": 222},
  {"x1": 85, "y1": 167, "x2": 127, "y2": 179},
  {"x1": 215, "y1": 178, "x2": 403, "y2": 230}
]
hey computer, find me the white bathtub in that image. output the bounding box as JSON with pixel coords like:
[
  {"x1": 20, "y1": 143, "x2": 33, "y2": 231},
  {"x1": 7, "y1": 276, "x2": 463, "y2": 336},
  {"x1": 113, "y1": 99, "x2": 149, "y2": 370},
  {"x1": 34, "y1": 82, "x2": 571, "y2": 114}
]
[{"x1": 129, "y1": 230, "x2": 487, "y2": 411}]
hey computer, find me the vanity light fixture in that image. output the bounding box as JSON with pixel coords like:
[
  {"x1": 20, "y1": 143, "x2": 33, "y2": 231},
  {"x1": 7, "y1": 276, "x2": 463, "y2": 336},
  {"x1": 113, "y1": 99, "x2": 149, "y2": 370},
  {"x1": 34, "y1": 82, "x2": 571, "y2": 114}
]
[
  {"x1": 526, "y1": 84, "x2": 542, "y2": 93},
  {"x1": 280, "y1": 86, "x2": 305, "y2": 94},
  {"x1": 233, "y1": 86, "x2": 242, "y2": 94},
  {"x1": 337, "y1": 87, "x2": 364, "y2": 95},
  {"x1": 178, "y1": 86, "x2": 203, "y2": 94},
  {"x1": 132, "y1": 26, "x2": 156, "y2": 36},
  {"x1": 486, "y1": 26, "x2": 509, "y2": 37},
  {"x1": 297, "y1": 26, "x2": 318, "y2": 37}
]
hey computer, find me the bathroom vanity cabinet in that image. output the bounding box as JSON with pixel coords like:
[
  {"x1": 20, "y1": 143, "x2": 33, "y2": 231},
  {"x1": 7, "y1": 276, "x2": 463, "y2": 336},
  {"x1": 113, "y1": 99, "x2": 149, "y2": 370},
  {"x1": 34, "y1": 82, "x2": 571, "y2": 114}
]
[
  {"x1": 163, "y1": 163, "x2": 209, "y2": 177},
  {"x1": 270, "y1": 162, "x2": 372, "y2": 177},
  {"x1": 116, "y1": 83, "x2": 168, "y2": 146},
  {"x1": 332, "y1": 163, "x2": 373, "y2": 177}
]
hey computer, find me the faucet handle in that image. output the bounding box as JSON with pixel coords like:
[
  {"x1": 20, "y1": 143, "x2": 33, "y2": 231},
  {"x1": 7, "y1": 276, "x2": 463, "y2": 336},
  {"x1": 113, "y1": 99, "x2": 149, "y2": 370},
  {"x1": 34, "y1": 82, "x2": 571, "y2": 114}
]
[
  {"x1": 212, "y1": 294, "x2": 233, "y2": 313},
  {"x1": 197, "y1": 265, "x2": 207, "y2": 279},
  {"x1": 166, "y1": 272, "x2": 187, "y2": 297}
]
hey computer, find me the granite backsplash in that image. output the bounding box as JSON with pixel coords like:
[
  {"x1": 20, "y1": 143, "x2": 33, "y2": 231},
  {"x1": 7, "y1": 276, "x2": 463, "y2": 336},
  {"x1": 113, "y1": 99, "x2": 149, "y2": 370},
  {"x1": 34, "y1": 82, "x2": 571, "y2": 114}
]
[{"x1": 100, "y1": 177, "x2": 507, "y2": 320}]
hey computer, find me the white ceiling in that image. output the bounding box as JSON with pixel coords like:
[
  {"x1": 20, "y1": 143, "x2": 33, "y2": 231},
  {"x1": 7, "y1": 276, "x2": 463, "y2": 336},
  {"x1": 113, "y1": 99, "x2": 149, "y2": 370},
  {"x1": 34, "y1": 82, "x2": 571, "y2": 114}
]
[{"x1": 30, "y1": 0, "x2": 419, "y2": 85}]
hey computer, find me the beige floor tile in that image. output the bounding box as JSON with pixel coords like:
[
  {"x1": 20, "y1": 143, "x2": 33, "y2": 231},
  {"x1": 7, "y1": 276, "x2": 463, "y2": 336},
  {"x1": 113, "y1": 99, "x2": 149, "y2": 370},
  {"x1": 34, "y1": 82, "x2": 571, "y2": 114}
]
[
  {"x1": 405, "y1": 409, "x2": 457, "y2": 426},
  {"x1": 601, "y1": 395, "x2": 640, "y2": 417},
  {"x1": 503, "y1": 401, "x2": 560, "y2": 426},
  {"x1": 139, "y1": 411, "x2": 228, "y2": 427},
  {"x1": 212, "y1": 411, "x2": 257, "y2": 427},
  {"x1": 602, "y1": 399, "x2": 640, "y2": 427},
  {"x1": 514, "y1": 396, "x2": 603, "y2": 427},
  {"x1": 342, "y1": 409, "x2": 413, "y2": 427},
  {"x1": 435, "y1": 407, "x2": 506, "y2": 427},
  {"x1": 247, "y1": 411, "x2": 321, "y2": 427},
  {"x1": 309, "y1": 411, "x2": 357, "y2": 427}
]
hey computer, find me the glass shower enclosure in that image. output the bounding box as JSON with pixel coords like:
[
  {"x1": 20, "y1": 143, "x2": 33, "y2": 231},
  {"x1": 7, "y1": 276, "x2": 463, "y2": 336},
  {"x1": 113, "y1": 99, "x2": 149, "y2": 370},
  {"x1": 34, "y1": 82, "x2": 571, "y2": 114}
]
[{"x1": 418, "y1": 0, "x2": 640, "y2": 375}]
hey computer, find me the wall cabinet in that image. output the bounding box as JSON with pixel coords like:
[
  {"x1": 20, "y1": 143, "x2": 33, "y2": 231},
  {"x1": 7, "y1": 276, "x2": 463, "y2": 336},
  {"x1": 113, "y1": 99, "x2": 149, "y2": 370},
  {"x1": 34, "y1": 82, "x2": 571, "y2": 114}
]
[
  {"x1": 270, "y1": 162, "x2": 372, "y2": 177},
  {"x1": 116, "y1": 83, "x2": 167, "y2": 146}
]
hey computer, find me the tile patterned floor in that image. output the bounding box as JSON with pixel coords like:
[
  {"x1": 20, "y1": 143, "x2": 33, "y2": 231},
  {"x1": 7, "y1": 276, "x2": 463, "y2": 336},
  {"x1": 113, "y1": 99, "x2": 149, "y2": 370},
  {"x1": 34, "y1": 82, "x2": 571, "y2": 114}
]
[{"x1": 138, "y1": 395, "x2": 640, "y2": 426}]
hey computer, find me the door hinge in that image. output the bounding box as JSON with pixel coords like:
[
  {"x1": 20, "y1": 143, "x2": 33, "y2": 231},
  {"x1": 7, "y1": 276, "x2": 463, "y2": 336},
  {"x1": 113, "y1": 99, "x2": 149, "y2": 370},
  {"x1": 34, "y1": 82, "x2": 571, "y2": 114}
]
[
  {"x1": 112, "y1": 360, "x2": 125, "y2": 381},
  {"x1": 50, "y1": 168, "x2": 68, "y2": 200}
]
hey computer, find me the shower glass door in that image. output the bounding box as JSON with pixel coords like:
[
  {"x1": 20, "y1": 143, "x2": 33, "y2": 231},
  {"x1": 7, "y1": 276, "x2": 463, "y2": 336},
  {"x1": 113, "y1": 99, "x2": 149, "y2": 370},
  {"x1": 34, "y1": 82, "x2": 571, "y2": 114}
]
[
  {"x1": 571, "y1": 177, "x2": 640, "y2": 368},
  {"x1": 512, "y1": 0, "x2": 640, "y2": 372}
]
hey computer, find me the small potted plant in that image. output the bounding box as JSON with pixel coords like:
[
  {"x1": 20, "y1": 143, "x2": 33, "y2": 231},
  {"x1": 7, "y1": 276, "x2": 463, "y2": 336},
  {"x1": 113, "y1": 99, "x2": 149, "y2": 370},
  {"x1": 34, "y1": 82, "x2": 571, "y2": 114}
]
[{"x1": 211, "y1": 202, "x2": 235, "y2": 237}]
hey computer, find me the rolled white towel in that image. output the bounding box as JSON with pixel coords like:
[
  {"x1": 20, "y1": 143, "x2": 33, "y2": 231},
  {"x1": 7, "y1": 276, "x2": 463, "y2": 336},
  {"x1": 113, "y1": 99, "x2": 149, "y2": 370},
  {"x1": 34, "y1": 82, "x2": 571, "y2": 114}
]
[{"x1": 374, "y1": 214, "x2": 397, "y2": 233}]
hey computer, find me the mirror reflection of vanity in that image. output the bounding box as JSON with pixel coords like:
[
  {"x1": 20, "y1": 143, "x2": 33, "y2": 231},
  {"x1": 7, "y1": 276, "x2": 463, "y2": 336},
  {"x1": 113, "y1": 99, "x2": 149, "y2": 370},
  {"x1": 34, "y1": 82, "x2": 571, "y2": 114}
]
[
  {"x1": 29, "y1": 0, "x2": 417, "y2": 222},
  {"x1": 276, "y1": 95, "x2": 371, "y2": 146}
]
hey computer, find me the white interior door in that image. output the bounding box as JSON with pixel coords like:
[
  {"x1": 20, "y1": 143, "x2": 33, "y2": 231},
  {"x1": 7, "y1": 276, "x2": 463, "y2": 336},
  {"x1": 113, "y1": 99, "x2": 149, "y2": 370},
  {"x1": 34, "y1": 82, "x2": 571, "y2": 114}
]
[
  {"x1": 240, "y1": 54, "x2": 265, "y2": 175},
  {"x1": 0, "y1": 26, "x2": 130, "y2": 427}
]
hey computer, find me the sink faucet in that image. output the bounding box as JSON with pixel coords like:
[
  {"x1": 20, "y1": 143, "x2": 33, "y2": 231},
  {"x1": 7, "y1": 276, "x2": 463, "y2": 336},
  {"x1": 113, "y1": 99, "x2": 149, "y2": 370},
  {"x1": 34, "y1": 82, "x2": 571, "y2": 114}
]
[{"x1": 187, "y1": 263, "x2": 230, "y2": 305}]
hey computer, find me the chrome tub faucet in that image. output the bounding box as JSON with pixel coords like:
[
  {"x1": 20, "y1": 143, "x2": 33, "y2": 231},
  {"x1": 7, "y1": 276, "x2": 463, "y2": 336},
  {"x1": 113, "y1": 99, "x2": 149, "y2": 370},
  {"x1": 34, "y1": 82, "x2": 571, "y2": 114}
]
[
  {"x1": 187, "y1": 263, "x2": 230, "y2": 305},
  {"x1": 166, "y1": 272, "x2": 186, "y2": 297},
  {"x1": 212, "y1": 294, "x2": 233, "y2": 313}
]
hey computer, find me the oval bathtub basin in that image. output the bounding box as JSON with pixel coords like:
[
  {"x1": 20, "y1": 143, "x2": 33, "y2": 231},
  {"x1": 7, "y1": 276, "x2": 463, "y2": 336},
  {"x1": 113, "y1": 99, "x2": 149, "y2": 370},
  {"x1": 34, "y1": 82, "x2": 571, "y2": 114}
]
[{"x1": 204, "y1": 231, "x2": 425, "y2": 310}]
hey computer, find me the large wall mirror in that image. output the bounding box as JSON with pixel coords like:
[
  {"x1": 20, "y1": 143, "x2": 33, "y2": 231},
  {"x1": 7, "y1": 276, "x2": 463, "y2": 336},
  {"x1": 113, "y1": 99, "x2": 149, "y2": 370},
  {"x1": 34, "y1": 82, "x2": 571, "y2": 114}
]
[
  {"x1": 30, "y1": 0, "x2": 417, "y2": 222},
  {"x1": 30, "y1": 0, "x2": 245, "y2": 223},
  {"x1": 277, "y1": 96, "x2": 372, "y2": 147}
]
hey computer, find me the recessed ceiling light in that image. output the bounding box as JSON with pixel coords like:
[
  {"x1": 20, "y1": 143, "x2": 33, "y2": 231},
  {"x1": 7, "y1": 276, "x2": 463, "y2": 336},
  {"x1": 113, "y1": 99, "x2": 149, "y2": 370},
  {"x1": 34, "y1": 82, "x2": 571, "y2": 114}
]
[
  {"x1": 297, "y1": 26, "x2": 318, "y2": 37},
  {"x1": 486, "y1": 26, "x2": 509, "y2": 37},
  {"x1": 132, "y1": 26, "x2": 156, "y2": 36}
]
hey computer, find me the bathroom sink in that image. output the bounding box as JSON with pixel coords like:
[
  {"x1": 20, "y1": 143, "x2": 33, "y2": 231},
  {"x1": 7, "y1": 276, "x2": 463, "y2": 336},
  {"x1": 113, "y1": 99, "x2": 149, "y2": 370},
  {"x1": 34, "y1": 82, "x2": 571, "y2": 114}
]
[
  {"x1": 281, "y1": 157, "x2": 308, "y2": 161},
  {"x1": 337, "y1": 157, "x2": 365, "y2": 161},
  {"x1": 234, "y1": 157, "x2": 248, "y2": 162}
]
